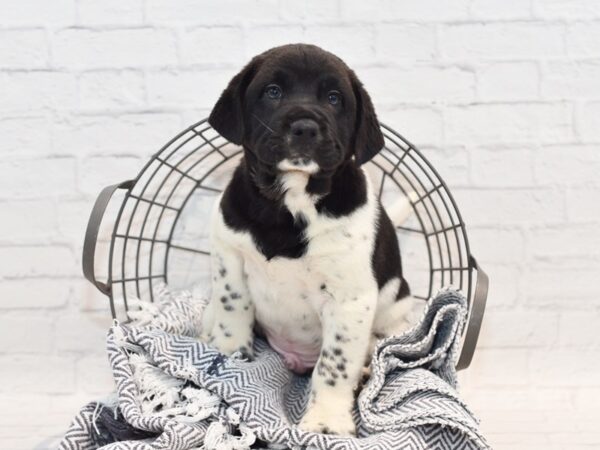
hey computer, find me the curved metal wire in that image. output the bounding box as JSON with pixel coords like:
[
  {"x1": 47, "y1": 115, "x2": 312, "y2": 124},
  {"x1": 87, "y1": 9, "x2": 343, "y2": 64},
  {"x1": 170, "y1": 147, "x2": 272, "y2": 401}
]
[{"x1": 106, "y1": 119, "x2": 474, "y2": 321}]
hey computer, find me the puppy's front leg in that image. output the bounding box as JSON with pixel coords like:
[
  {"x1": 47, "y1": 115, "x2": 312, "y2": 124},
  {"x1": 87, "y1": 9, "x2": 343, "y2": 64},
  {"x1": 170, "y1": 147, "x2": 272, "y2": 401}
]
[
  {"x1": 201, "y1": 238, "x2": 255, "y2": 358},
  {"x1": 299, "y1": 288, "x2": 377, "y2": 436}
]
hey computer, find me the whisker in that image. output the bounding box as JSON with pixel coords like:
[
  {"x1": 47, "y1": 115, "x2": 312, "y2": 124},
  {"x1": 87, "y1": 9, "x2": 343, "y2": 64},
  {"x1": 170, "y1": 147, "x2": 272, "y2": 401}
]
[{"x1": 252, "y1": 114, "x2": 275, "y2": 134}]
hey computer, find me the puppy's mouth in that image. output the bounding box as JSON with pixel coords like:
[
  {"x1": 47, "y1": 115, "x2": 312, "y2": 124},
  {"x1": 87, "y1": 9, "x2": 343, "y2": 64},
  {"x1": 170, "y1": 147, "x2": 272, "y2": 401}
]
[{"x1": 277, "y1": 157, "x2": 320, "y2": 175}]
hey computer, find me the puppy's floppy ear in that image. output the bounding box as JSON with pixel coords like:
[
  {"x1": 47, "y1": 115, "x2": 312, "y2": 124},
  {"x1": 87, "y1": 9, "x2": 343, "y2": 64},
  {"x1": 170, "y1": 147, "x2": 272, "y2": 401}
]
[
  {"x1": 350, "y1": 70, "x2": 384, "y2": 165},
  {"x1": 209, "y1": 58, "x2": 260, "y2": 145}
]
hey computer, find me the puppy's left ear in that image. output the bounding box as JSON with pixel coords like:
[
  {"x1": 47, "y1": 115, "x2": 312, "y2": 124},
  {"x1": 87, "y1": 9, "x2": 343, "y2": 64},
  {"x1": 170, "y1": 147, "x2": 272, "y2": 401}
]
[
  {"x1": 209, "y1": 58, "x2": 260, "y2": 145},
  {"x1": 350, "y1": 70, "x2": 385, "y2": 165}
]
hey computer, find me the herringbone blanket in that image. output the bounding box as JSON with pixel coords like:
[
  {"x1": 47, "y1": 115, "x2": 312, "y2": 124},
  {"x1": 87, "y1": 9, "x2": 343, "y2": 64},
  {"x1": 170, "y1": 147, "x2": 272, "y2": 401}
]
[{"x1": 59, "y1": 286, "x2": 490, "y2": 449}]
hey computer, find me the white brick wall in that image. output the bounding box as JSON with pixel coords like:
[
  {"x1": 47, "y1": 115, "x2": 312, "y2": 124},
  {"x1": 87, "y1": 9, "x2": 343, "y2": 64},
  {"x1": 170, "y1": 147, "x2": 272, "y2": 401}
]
[{"x1": 1, "y1": 1, "x2": 599, "y2": 448}]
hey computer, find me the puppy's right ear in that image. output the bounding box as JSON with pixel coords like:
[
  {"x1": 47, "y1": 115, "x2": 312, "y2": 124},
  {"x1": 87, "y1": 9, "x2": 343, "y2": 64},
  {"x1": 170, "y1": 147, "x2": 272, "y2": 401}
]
[{"x1": 209, "y1": 58, "x2": 260, "y2": 145}]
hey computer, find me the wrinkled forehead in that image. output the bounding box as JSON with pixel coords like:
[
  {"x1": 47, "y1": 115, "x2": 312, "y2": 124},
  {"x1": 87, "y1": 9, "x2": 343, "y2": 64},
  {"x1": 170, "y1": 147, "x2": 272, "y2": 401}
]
[{"x1": 248, "y1": 50, "x2": 353, "y2": 95}]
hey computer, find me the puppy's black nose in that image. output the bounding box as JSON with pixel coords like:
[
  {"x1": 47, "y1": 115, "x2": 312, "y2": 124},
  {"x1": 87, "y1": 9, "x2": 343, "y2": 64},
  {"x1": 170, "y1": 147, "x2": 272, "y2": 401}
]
[{"x1": 289, "y1": 119, "x2": 320, "y2": 144}]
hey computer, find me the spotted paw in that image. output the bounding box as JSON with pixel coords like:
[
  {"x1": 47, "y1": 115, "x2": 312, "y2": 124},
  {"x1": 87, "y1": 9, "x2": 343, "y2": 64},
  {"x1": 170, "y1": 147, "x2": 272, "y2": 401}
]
[
  {"x1": 199, "y1": 329, "x2": 213, "y2": 344},
  {"x1": 207, "y1": 331, "x2": 254, "y2": 360},
  {"x1": 299, "y1": 401, "x2": 356, "y2": 436},
  {"x1": 235, "y1": 343, "x2": 254, "y2": 361}
]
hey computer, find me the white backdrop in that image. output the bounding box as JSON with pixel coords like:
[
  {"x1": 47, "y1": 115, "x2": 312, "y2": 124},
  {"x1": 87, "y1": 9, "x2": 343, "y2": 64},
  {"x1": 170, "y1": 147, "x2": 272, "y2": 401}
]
[{"x1": 1, "y1": 1, "x2": 599, "y2": 449}]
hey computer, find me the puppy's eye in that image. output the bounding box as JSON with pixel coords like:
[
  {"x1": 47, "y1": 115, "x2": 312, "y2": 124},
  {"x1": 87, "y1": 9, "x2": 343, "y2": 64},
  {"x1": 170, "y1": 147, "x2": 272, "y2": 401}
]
[
  {"x1": 327, "y1": 90, "x2": 341, "y2": 105},
  {"x1": 265, "y1": 84, "x2": 282, "y2": 100}
]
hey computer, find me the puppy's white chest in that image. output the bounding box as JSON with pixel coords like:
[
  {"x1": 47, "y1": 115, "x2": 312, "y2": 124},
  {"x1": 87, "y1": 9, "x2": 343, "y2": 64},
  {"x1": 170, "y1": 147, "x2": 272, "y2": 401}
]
[
  {"x1": 241, "y1": 226, "x2": 370, "y2": 372},
  {"x1": 243, "y1": 256, "x2": 326, "y2": 329},
  {"x1": 243, "y1": 242, "x2": 351, "y2": 318}
]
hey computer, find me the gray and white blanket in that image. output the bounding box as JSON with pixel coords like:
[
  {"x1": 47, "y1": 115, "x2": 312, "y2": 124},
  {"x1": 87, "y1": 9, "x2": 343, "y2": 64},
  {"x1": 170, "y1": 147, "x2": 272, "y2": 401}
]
[{"x1": 59, "y1": 286, "x2": 489, "y2": 450}]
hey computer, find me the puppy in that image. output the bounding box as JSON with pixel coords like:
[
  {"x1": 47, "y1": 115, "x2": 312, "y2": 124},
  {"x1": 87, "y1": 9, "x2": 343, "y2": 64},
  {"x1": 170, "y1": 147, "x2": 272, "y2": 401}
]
[{"x1": 201, "y1": 44, "x2": 417, "y2": 436}]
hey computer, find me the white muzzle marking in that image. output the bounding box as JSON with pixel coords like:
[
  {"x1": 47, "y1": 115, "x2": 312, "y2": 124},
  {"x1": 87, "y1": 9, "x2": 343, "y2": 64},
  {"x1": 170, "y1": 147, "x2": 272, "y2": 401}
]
[{"x1": 277, "y1": 158, "x2": 319, "y2": 175}]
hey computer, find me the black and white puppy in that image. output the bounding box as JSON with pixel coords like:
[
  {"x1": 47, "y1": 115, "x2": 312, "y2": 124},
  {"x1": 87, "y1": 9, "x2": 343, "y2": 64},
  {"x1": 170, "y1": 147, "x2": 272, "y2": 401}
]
[{"x1": 201, "y1": 44, "x2": 417, "y2": 436}]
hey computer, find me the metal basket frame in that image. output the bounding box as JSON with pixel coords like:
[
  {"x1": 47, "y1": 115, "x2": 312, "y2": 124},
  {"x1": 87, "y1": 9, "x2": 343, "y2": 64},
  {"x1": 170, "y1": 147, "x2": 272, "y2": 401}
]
[{"x1": 82, "y1": 119, "x2": 488, "y2": 370}]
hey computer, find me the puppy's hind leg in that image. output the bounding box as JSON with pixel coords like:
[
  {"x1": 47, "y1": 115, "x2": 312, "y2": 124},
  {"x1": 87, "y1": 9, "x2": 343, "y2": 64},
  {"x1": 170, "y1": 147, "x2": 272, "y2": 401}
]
[{"x1": 373, "y1": 294, "x2": 423, "y2": 341}]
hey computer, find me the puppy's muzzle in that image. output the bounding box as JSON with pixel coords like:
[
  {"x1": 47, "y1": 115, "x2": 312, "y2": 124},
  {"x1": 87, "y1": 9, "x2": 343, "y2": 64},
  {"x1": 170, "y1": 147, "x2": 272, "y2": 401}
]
[
  {"x1": 277, "y1": 116, "x2": 324, "y2": 174},
  {"x1": 288, "y1": 118, "x2": 321, "y2": 146}
]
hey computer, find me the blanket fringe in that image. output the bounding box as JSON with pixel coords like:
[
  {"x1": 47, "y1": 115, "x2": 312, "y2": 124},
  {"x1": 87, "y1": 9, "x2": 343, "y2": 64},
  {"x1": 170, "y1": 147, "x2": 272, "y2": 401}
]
[
  {"x1": 129, "y1": 353, "x2": 221, "y2": 422},
  {"x1": 202, "y1": 410, "x2": 256, "y2": 450},
  {"x1": 123, "y1": 283, "x2": 208, "y2": 337}
]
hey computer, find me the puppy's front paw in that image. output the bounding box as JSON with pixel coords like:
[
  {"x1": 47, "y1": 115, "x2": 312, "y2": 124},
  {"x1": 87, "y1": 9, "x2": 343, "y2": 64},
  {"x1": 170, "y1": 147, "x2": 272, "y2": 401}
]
[
  {"x1": 208, "y1": 331, "x2": 254, "y2": 360},
  {"x1": 299, "y1": 399, "x2": 356, "y2": 436},
  {"x1": 199, "y1": 329, "x2": 213, "y2": 344}
]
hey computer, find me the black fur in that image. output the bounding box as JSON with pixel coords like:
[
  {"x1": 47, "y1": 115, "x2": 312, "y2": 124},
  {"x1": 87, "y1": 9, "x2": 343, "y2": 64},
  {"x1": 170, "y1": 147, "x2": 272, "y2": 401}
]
[
  {"x1": 314, "y1": 160, "x2": 367, "y2": 217},
  {"x1": 221, "y1": 160, "x2": 307, "y2": 260},
  {"x1": 210, "y1": 44, "x2": 408, "y2": 295},
  {"x1": 372, "y1": 205, "x2": 411, "y2": 296}
]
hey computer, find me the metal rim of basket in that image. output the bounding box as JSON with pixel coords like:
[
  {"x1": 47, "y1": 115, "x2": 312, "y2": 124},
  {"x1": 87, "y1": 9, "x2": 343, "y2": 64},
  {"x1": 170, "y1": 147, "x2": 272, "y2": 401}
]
[{"x1": 83, "y1": 118, "x2": 488, "y2": 370}]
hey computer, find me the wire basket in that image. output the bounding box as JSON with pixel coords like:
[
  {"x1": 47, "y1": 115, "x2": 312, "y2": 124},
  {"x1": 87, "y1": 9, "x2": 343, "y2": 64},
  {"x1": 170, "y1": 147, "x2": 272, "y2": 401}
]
[{"x1": 82, "y1": 118, "x2": 488, "y2": 370}]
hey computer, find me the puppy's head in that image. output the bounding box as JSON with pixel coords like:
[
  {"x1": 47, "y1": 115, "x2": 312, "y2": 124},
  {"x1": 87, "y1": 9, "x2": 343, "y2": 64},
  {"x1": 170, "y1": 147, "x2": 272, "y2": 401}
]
[{"x1": 209, "y1": 44, "x2": 384, "y2": 191}]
